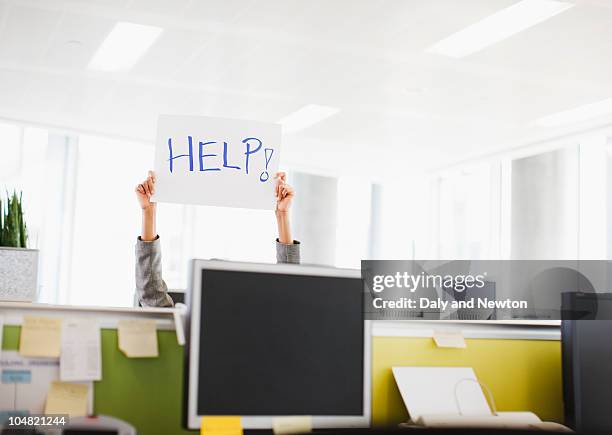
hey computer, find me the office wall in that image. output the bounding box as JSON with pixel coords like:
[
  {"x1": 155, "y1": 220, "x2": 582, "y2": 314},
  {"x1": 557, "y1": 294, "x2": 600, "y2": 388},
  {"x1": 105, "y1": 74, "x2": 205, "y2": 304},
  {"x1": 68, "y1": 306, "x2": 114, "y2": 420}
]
[
  {"x1": 372, "y1": 336, "x2": 564, "y2": 426},
  {"x1": 2, "y1": 325, "x2": 564, "y2": 434}
]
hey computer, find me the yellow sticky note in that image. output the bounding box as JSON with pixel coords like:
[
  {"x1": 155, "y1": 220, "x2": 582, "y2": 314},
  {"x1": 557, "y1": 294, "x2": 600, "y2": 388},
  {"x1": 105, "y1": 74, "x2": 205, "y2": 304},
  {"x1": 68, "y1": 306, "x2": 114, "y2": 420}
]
[
  {"x1": 117, "y1": 319, "x2": 158, "y2": 358},
  {"x1": 433, "y1": 329, "x2": 467, "y2": 348},
  {"x1": 273, "y1": 416, "x2": 312, "y2": 434},
  {"x1": 45, "y1": 381, "x2": 88, "y2": 417},
  {"x1": 201, "y1": 416, "x2": 243, "y2": 435},
  {"x1": 20, "y1": 316, "x2": 62, "y2": 357}
]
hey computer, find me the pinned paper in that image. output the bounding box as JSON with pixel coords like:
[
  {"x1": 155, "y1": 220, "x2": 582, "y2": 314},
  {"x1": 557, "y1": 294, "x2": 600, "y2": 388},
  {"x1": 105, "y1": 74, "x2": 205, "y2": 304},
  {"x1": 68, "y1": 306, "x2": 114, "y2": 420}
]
[
  {"x1": 19, "y1": 316, "x2": 62, "y2": 357},
  {"x1": 44, "y1": 381, "x2": 88, "y2": 417},
  {"x1": 173, "y1": 309, "x2": 186, "y2": 346},
  {"x1": 433, "y1": 330, "x2": 467, "y2": 349},
  {"x1": 60, "y1": 318, "x2": 102, "y2": 381},
  {"x1": 152, "y1": 115, "x2": 281, "y2": 210},
  {"x1": 272, "y1": 416, "x2": 312, "y2": 434},
  {"x1": 0, "y1": 351, "x2": 94, "y2": 415},
  {"x1": 200, "y1": 416, "x2": 243, "y2": 435},
  {"x1": 117, "y1": 319, "x2": 158, "y2": 358}
]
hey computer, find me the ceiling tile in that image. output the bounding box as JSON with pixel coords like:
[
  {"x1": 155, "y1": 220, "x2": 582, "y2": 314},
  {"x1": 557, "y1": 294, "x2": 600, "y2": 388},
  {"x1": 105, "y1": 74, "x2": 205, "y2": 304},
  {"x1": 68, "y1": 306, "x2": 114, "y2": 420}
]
[
  {"x1": 0, "y1": 4, "x2": 62, "y2": 66},
  {"x1": 44, "y1": 12, "x2": 115, "y2": 70}
]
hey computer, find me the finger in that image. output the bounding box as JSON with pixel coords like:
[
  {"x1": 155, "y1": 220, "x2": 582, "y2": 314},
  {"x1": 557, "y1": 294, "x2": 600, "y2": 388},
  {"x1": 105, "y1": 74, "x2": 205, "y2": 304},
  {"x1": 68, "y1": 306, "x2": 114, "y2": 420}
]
[
  {"x1": 148, "y1": 170, "x2": 156, "y2": 181},
  {"x1": 285, "y1": 185, "x2": 295, "y2": 196},
  {"x1": 143, "y1": 182, "x2": 151, "y2": 197},
  {"x1": 147, "y1": 179, "x2": 155, "y2": 195},
  {"x1": 136, "y1": 185, "x2": 145, "y2": 194}
]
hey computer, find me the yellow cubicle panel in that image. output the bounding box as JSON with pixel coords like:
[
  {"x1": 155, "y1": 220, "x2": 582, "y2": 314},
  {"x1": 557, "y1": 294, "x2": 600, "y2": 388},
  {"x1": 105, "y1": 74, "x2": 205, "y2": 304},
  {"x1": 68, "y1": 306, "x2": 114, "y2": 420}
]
[{"x1": 371, "y1": 336, "x2": 564, "y2": 427}]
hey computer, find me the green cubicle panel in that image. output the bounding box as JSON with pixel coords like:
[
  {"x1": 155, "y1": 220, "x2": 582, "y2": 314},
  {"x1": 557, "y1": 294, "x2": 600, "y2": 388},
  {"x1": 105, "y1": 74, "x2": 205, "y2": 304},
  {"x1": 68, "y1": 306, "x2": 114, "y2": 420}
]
[{"x1": 2, "y1": 325, "x2": 194, "y2": 435}]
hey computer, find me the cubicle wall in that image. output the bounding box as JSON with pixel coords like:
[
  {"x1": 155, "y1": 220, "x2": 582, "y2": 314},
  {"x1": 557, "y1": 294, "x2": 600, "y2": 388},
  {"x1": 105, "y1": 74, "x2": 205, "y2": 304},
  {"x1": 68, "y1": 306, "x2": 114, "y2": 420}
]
[
  {"x1": 0, "y1": 306, "x2": 564, "y2": 434},
  {"x1": 371, "y1": 323, "x2": 564, "y2": 426}
]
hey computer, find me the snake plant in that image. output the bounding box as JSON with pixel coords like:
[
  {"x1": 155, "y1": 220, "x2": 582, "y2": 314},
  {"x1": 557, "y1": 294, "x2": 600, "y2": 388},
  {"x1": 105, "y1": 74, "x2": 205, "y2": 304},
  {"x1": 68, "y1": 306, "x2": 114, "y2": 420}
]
[{"x1": 0, "y1": 191, "x2": 28, "y2": 248}]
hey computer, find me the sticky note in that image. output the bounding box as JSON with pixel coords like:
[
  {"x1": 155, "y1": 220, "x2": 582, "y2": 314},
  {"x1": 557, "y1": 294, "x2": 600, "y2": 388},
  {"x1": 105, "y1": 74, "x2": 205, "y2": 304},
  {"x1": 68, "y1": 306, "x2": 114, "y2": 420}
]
[
  {"x1": 117, "y1": 319, "x2": 159, "y2": 358},
  {"x1": 44, "y1": 381, "x2": 88, "y2": 417},
  {"x1": 60, "y1": 318, "x2": 102, "y2": 381},
  {"x1": 272, "y1": 416, "x2": 312, "y2": 434},
  {"x1": 19, "y1": 316, "x2": 62, "y2": 358},
  {"x1": 201, "y1": 416, "x2": 243, "y2": 435},
  {"x1": 433, "y1": 330, "x2": 467, "y2": 348}
]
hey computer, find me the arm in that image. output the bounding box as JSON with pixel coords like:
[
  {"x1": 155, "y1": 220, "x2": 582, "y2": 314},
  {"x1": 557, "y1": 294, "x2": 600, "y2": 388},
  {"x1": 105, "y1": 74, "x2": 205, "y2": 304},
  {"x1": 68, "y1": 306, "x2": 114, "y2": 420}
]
[
  {"x1": 275, "y1": 172, "x2": 301, "y2": 264},
  {"x1": 134, "y1": 171, "x2": 173, "y2": 307}
]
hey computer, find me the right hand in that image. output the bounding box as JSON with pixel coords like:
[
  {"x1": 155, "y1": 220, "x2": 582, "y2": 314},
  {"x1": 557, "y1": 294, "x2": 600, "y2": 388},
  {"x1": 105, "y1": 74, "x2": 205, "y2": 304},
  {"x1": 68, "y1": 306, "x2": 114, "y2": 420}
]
[{"x1": 135, "y1": 170, "x2": 156, "y2": 210}]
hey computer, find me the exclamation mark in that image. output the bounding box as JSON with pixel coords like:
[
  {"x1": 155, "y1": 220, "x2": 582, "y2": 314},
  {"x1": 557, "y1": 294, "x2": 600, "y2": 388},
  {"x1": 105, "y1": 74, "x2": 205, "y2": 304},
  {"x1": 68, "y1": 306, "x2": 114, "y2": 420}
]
[{"x1": 260, "y1": 148, "x2": 274, "y2": 182}]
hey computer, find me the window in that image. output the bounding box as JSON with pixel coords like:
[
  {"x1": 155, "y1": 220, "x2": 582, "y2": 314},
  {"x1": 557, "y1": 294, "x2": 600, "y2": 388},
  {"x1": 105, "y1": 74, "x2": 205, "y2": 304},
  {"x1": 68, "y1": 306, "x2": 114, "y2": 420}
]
[
  {"x1": 437, "y1": 164, "x2": 499, "y2": 259},
  {"x1": 69, "y1": 135, "x2": 154, "y2": 306},
  {"x1": 510, "y1": 147, "x2": 579, "y2": 259},
  {"x1": 0, "y1": 122, "x2": 67, "y2": 303},
  {"x1": 431, "y1": 135, "x2": 611, "y2": 262}
]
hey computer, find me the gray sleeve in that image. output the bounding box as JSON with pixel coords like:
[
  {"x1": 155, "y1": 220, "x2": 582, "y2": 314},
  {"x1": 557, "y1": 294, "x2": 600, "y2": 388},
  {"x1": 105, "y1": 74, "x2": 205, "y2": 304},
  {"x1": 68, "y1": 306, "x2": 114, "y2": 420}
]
[
  {"x1": 276, "y1": 239, "x2": 301, "y2": 264},
  {"x1": 135, "y1": 236, "x2": 174, "y2": 307}
]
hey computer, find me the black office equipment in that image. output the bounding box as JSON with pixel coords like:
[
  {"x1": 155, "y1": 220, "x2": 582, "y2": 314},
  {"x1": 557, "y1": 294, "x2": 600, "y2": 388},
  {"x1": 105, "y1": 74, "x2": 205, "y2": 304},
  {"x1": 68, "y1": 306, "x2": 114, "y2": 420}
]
[
  {"x1": 562, "y1": 292, "x2": 612, "y2": 434},
  {"x1": 185, "y1": 260, "x2": 371, "y2": 430}
]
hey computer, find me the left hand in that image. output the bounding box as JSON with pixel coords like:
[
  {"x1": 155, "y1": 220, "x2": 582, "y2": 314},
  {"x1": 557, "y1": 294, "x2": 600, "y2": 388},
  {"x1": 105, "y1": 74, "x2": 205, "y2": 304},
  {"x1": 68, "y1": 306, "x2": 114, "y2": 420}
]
[{"x1": 275, "y1": 172, "x2": 295, "y2": 213}]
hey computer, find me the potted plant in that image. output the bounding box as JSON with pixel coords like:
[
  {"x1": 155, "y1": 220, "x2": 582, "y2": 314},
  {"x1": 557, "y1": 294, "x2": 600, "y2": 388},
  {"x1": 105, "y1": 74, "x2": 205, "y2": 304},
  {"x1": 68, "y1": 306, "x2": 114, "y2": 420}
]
[{"x1": 0, "y1": 191, "x2": 38, "y2": 301}]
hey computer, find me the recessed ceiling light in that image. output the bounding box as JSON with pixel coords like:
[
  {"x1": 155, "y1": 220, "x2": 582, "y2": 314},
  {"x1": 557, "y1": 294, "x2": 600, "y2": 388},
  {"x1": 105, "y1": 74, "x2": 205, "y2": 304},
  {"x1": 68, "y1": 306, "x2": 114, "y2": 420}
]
[
  {"x1": 88, "y1": 22, "x2": 163, "y2": 72},
  {"x1": 535, "y1": 97, "x2": 612, "y2": 127},
  {"x1": 426, "y1": 0, "x2": 573, "y2": 58},
  {"x1": 278, "y1": 104, "x2": 340, "y2": 134}
]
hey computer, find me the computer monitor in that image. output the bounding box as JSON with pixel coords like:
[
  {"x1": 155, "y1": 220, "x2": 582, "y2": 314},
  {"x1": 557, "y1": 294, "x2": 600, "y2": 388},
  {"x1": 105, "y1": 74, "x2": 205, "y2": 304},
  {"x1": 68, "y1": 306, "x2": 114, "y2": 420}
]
[{"x1": 185, "y1": 260, "x2": 371, "y2": 430}]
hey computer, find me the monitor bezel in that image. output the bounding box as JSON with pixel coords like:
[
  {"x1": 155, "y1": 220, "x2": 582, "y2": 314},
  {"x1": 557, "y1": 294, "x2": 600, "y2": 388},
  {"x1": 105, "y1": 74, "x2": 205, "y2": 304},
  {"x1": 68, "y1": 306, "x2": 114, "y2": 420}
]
[{"x1": 186, "y1": 259, "x2": 371, "y2": 430}]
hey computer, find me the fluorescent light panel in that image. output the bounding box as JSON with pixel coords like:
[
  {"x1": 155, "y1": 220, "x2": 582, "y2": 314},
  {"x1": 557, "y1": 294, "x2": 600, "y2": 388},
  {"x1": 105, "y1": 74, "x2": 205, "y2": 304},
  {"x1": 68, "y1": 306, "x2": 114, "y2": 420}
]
[
  {"x1": 535, "y1": 97, "x2": 612, "y2": 127},
  {"x1": 278, "y1": 104, "x2": 340, "y2": 134},
  {"x1": 88, "y1": 22, "x2": 163, "y2": 71},
  {"x1": 427, "y1": 0, "x2": 573, "y2": 58}
]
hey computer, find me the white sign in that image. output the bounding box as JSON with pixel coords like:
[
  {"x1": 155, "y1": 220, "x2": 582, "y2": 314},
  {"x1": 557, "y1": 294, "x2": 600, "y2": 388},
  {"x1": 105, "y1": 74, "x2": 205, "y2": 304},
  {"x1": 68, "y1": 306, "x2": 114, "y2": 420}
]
[{"x1": 151, "y1": 115, "x2": 281, "y2": 209}]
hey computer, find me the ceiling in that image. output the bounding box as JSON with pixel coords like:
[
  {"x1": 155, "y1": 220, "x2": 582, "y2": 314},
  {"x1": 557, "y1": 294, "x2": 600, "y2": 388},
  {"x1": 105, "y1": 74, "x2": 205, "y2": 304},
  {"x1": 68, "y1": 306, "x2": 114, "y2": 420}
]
[{"x1": 1, "y1": 0, "x2": 612, "y2": 177}]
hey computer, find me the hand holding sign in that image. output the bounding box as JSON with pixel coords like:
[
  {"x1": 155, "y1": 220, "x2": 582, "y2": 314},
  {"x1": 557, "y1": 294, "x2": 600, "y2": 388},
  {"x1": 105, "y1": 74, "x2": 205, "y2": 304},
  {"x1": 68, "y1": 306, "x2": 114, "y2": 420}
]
[
  {"x1": 135, "y1": 171, "x2": 156, "y2": 210},
  {"x1": 275, "y1": 172, "x2": 294, "y2": 213},
  {"x1": 151, "y1": 115, "x2": 281, "y2": 210}
]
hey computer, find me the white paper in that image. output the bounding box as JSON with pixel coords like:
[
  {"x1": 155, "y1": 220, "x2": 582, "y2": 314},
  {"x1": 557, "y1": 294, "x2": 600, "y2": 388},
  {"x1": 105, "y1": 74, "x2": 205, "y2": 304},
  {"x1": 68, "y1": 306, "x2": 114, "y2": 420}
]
[
  {"x1": 392, "y1": 366, "x2": 491, "y2": 421},
  {"x1": 0, "y1": 351, "x2": 93, "y2": 414},
  {"x1": 173, "y1": 310, "x2": 185, "y2": 346},
  {"x1": 433, "y1": 330, "x2": 467, "y2": 348},
  {"x1": 60, "y1": 318, "x2": 102, "y2": 381},
  {"x1": 151, "y1": 115, "x2": 281, "y2": 210}
]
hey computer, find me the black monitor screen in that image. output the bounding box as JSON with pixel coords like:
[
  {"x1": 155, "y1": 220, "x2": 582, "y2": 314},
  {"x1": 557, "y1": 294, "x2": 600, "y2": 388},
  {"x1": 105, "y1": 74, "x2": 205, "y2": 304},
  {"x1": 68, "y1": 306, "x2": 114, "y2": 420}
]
[{"x1": 196, "y1": 269, "x2": 364, "y2": 416}]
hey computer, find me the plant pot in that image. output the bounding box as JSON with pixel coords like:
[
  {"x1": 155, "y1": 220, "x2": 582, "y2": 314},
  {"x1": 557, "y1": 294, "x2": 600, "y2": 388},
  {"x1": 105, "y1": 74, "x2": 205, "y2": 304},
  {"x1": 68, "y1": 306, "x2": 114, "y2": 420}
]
[{"x1": 0, "y1": 247, "x2": 39, "y2": 302}]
